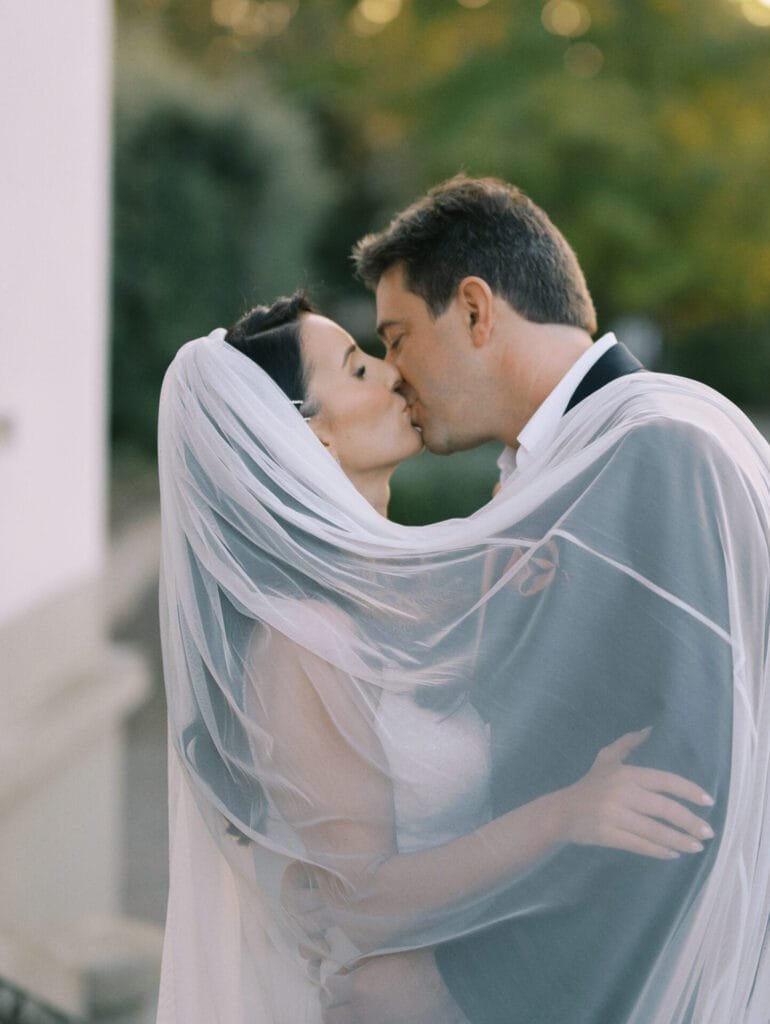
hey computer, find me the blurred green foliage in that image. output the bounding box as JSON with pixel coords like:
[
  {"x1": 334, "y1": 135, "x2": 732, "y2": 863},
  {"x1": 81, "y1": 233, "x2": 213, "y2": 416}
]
[
  {"x1": 111, "y1": 33, "x2": 335, "y2": 452},
  {"x1": 111, "y1": 0, "x2": 770, "y2": 516},
  {"x1": 390, "y1": 444, "x2": 503, "y2": 525}
]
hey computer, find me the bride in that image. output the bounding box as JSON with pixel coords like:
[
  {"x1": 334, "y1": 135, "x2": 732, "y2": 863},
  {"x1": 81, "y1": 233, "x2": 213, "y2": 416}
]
[{"x1": 155, "y1": 293, "x2": 717, "y2": 1023}]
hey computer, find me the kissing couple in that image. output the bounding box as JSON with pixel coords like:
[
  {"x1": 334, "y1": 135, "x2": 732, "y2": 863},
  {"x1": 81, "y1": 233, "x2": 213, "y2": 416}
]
[{"x1": 155, "y1": 175, "x2": 770, "y2": 1024}]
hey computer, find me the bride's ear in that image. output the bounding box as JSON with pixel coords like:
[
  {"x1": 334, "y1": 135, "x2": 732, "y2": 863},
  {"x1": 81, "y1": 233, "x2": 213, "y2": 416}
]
[{"x1": 307, "y1": 418, "x2": 340, "y2": 464}]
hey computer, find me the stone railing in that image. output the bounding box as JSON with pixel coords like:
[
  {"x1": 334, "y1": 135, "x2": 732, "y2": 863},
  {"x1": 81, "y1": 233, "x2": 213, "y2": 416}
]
[
  {"x1": 0, "y1": 915, "x2": 162, "y2": 1023},
  {"x1": 1, "y1": 510, "x2": 164, "y2": 1023}
]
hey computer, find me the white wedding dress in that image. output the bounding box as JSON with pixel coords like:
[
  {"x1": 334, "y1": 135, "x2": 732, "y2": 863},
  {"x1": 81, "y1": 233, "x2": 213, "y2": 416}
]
[
  {"x1": 157, "y1": 680, "x2": 492, "y2": 1023},
  {"x1": 375, "y1": 689, "x2": 492, "y2": 855}
]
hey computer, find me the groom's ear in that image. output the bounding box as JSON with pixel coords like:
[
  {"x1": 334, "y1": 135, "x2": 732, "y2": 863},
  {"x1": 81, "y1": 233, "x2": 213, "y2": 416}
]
[{"x1": 457, "y1": 277, "x2": 494, "y2": 347}]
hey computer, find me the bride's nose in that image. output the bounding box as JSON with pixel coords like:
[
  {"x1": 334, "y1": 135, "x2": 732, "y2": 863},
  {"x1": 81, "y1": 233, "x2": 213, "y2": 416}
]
[
  {"x1": 394, "y1": 377, "x2": 416, "y2": 405},
  {"x1": 384, "y1": 362, "x2": 404, "y2": 391},
  {"x1": 380, "y1": 360, "x2": 413, "y2": 403}
]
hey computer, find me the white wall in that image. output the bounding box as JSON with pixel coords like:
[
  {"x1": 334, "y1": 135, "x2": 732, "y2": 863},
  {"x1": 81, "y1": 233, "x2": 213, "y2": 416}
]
[
  {"x1": 0, "y1": 1, "x2": 112, "y2": 626},
  {"x1": 0, "y1": 13, "x2": 160, "y2": 1014}
]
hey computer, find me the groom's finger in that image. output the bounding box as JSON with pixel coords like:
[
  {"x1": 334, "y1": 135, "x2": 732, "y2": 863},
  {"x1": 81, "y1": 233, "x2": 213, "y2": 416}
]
[
  {"x1": 320, "y1": 974, "x2": 355, "y2": 1024},
  {"x1": 320, "y1": 1003, "x2": 355, "y2": 1024}
]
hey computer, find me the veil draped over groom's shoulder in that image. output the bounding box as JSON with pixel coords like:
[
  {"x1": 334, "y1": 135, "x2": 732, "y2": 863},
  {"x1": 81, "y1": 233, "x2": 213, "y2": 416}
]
[{"x1": 156, "y1": 330, "x2": 770, "y2": 1024}]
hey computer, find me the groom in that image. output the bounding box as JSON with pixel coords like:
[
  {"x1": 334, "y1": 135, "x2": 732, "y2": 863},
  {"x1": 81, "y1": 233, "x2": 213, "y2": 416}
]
[{"x1": 320, "y1": 175, "x2": 747, "y2": 1023}]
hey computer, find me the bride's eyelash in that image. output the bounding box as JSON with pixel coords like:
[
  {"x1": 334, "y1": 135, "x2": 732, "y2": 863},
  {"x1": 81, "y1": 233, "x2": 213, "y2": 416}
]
[{"x1": 354, "y1": 365, "x2": 367, "y2": 379}]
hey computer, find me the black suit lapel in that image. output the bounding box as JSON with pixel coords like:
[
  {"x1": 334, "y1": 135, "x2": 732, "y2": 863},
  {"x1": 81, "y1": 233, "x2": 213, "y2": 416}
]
[{"x1": 565, "y1": 342, "x2": 645, "y2": 414}]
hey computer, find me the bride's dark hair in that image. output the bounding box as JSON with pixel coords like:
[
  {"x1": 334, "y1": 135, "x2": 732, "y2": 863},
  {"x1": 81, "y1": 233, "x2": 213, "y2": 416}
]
[{"x1": 225, "y1": 292, "x2": 317, "y2": 413}]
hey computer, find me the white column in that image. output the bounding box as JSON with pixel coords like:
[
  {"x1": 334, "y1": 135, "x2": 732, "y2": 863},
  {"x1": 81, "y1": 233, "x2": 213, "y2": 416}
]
[
  {"x1": 0, "y1": 5, "x2": 158, "y2": 1017},
  {"x1": 0, "y1": 2, "x2": 111, "y2": 629}
]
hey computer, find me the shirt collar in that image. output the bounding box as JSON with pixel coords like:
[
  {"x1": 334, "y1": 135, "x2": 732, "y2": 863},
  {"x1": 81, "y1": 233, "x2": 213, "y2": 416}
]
[{"x1": 497, "y1": 333, "x2": 618, "y2": 483}]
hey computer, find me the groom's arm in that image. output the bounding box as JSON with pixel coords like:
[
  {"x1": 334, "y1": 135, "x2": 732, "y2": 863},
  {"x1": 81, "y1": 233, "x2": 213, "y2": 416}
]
[
  {"x1": 434, "y1": 609, "x2": 731, "y2": 1024},
  {"x1": 434, "y1": 421, "x2": 736, "y2": 1024}
]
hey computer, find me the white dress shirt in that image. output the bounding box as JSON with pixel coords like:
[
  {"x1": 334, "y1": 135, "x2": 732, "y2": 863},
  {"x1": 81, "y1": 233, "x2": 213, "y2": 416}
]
[{"x1": 497, "y1": 332, "x2": 618, "y2": 485}]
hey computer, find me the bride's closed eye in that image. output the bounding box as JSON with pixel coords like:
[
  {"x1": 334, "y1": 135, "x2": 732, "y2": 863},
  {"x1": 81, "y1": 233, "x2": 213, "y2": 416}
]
[{"x1": 354, "y1": 365, "x2": 367, "y2": 379}]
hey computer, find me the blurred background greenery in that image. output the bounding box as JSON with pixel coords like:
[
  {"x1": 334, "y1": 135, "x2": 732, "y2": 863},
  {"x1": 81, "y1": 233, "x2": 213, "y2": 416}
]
[{"x1": 111, "y1": 0, "x2": 770, "y2": 523}]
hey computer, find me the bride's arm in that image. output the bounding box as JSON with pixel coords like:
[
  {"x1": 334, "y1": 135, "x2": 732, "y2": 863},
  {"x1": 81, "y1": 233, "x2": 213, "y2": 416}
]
[{"x1": 257, "y1": 633, "x2": 714, "y2": 952}]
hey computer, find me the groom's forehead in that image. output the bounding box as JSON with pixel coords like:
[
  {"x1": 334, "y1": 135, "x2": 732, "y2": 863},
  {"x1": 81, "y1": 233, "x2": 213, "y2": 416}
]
[{"x1": 375, "y1": 265, "x2": 430, "y2": 330}]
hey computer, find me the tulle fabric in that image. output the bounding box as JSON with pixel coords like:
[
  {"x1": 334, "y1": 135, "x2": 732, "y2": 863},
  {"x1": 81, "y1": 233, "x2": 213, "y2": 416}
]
[{"x1": 156, "y1": 329, "x2": 770, "y2": 1023}]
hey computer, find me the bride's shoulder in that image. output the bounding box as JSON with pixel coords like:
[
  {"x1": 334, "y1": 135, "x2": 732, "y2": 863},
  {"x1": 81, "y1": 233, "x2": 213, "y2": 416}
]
[
  {"x1": 273, "y1": 596, "x2": 355, "y2": 644},
  {"x1": 247, "y1": 597, "x2": 357, "y2": 672},
  {"x1": 245, "y1": 600, "x2": 374, "y2": 735}
]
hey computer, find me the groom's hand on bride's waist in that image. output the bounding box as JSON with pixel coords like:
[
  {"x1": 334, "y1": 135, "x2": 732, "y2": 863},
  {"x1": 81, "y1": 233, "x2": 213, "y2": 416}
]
[
  {"x1": 282, "y1": 859, "x2": 335, "y2": 974},
  {"x1": 321, "y1": 949, "x2": 467, "y2": 1024}
]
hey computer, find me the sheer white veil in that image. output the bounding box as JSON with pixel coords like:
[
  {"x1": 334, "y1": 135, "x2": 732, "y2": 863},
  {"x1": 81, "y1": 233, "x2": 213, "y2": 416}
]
[{"x1": 156, "y1": 328, "x2": 770, "y2": 1023}]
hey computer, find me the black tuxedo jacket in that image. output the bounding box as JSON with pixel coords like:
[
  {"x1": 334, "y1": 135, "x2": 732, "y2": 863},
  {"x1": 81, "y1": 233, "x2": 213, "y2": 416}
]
[{"x1": 434, "y1": 345, "x2": 731, "y2": 1024}]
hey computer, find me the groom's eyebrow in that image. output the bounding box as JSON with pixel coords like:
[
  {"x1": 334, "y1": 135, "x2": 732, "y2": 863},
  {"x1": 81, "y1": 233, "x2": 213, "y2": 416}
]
[{"x1": 376, "y1": 319, "x2": 405, "y2": 340}]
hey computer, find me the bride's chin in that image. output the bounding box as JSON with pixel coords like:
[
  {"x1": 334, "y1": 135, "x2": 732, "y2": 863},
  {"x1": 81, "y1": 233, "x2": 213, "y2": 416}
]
[
  {"x1": 385, "y1": 436, "x2": 423, "y2": 468},
  {"x1": 377, "y1": 423, "x2": 424, "y2": 465}
]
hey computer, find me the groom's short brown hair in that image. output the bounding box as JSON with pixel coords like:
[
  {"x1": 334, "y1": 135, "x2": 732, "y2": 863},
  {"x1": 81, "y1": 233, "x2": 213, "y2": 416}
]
[{"x1": 353, "y1": 175, "x2": 597, "y2": 333}]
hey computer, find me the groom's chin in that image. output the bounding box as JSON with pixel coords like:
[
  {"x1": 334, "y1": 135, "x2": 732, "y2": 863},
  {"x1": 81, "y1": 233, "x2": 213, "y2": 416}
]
[
  {"x1": 412, "y1": 416, "x2": 460, "y2": 455},
  {"x1": 421, "y1": 431, "x2": 457, "y2": 456},
  {"x1": 422, "y1": 427, "x2": 485, "y2": 456}
]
